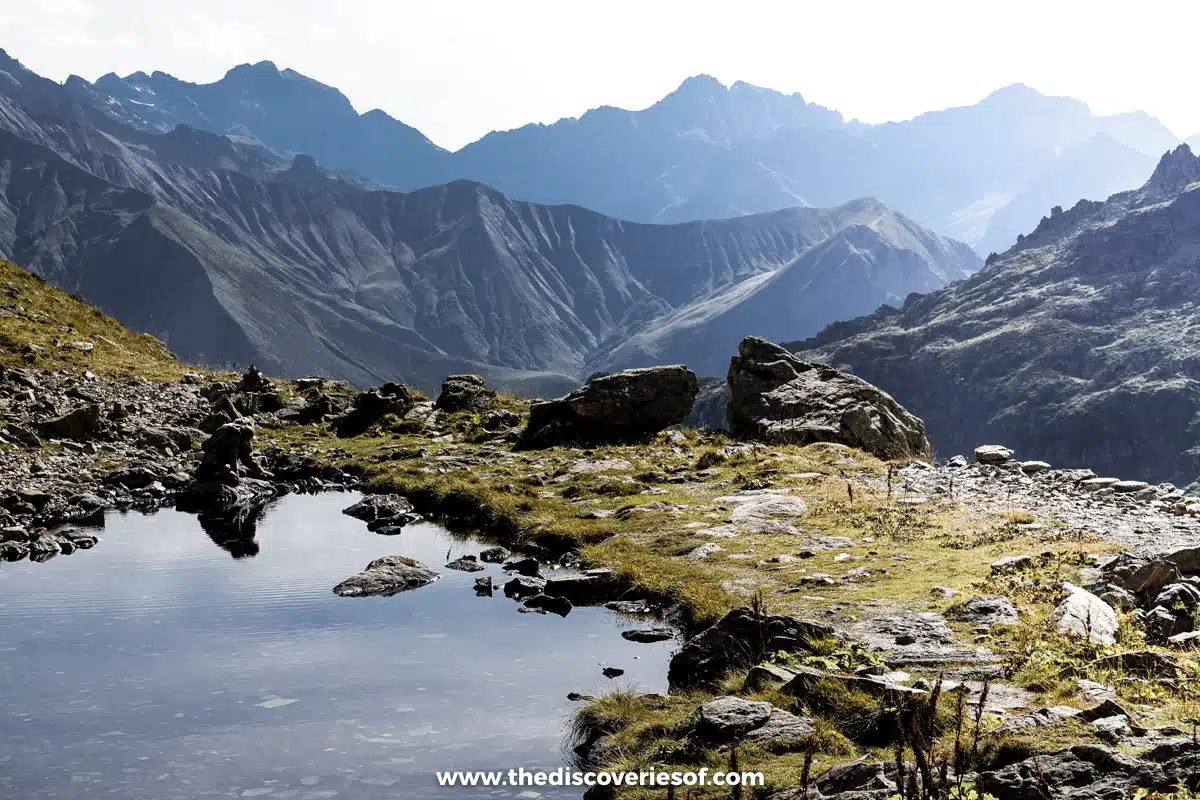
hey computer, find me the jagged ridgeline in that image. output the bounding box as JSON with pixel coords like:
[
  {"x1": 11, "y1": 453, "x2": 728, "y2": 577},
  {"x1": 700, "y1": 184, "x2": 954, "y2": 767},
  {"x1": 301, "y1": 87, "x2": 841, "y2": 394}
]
[
  {"x1": 0, "y1": 259, "x2": 184, "y2": 379},
  {"x1": 795, "y1": 144, "x2": 1200, "y2": 490}
]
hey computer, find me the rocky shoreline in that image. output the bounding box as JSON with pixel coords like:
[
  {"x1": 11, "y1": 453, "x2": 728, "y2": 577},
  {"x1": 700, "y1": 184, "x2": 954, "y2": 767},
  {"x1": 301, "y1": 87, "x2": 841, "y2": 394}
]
[{"x1": 8, "y1": 344, "x2": 1200, "y2": 798}]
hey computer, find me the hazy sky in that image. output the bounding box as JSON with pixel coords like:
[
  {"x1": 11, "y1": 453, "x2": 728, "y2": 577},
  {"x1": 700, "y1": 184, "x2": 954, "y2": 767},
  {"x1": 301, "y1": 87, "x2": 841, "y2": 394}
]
[{"x1": 3, "y1": 0, "x2": 1197, "y2": 150}]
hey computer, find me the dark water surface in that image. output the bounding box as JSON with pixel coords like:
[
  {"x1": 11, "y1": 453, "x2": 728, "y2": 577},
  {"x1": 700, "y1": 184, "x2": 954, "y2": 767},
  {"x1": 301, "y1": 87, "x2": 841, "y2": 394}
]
[{"x1": 0, "y1": 493, "x2": 675, "y2": 799}]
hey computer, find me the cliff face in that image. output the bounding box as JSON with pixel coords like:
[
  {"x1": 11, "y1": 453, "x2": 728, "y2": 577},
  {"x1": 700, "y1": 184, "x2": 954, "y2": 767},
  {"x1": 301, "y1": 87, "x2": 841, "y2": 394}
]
[{"x1": 796, "y1": 145, "x2": 1200, "y2": 488}]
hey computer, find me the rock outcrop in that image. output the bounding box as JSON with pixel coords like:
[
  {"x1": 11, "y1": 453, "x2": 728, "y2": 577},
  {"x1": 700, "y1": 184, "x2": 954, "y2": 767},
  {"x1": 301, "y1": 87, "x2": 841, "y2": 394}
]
[
  {"x1": 727, "y1": 337, "x2": 932, "y2": 460},
  {"x1": 518, "y1": 366, "x2": 699, "y2": 448},
  {"x1": 434, "y1": 375, "x2": 495, "y2": 413},
  {"x1": 334, "y1": 383, "x2": 416, "y2": 437}
]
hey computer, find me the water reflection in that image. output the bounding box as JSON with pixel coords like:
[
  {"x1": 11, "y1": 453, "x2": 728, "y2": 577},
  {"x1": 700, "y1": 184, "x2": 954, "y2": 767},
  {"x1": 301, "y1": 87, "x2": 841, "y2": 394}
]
[{"x1": 0, "y1": 493, "x2": 675, "y2": 799}]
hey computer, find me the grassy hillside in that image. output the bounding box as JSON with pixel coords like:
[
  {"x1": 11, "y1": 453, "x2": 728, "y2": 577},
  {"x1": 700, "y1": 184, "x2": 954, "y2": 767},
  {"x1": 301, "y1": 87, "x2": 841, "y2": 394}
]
[{"x1": 0, "y1": 259, "x2": 189, "y2": 381}]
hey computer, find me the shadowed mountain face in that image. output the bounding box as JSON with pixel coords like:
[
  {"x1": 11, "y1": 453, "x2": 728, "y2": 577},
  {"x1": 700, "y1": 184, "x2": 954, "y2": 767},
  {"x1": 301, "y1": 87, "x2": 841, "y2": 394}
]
[
  {"x1": 0, "y1": 50, "x2": 978, "y2": 392},
  {"x1": 55, "y1": 52, "x2": 1177, "y2": 254},
  {"x1": 795, "y1": 145, "x2": 1200, "y2": 489}
]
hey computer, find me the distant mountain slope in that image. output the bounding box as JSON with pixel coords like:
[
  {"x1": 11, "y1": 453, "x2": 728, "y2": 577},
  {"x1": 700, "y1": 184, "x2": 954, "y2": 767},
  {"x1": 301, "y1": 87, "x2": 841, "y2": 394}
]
[
  {"x1": 49, "y1": 49, "x2": 1178, "y2": 253},
  {"x1": 589, "y1": 198, "x2": 977, "y2": 376},
  {"x1": 794, "y1": 145, "x2": 1200, "y2": 489},
  {"x1": 0, "y1": 61, "x2": 977, "y2": 391}
]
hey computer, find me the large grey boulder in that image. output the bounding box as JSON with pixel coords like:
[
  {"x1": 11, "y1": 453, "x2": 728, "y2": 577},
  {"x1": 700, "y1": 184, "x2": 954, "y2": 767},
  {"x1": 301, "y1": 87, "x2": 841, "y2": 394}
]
[
  {"x1": 726, "y1": 337, "x2": 931, "y2": 460},
  {"x1": 1054, "y1": 583, "x2": 1119, "y2": 646},
  {"x1": 518, "y1": 366, "x2": 699, "y2": 448},
  {"x1": 333, "y1": 556, "x2": 438, "y2": 597}
]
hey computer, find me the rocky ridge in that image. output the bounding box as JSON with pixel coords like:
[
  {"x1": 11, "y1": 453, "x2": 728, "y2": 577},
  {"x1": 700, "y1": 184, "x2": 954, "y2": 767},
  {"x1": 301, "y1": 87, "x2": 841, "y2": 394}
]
[{"x1": 798, "y1": 144, "x2": 1200, "y2": 493}]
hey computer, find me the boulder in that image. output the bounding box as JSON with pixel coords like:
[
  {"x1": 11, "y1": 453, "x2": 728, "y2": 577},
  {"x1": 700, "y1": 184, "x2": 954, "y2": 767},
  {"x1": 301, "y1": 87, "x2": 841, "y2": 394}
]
[
  {"x1": 668, "y1": 607, "x2": 842, "y2": 689},
  {"x1": 1121, "y1": 558, "x2": 1181, "y2": 593},
  {"x1": 974, "y1": 445, "x2": 1014, "y2": 463},
  {"x1": 744, "y1": 663, "x2": 800, "y2": 691},
  {"x1": 1054, "y1": 583, "x2": 1119, "y2": 646},
  {"x1": 742, "y1": 708, "x2": 816, "y2": 747},
  {"x1": 726, "y1": 337, "x2": 931, "y2": 460},
  {"x1": 543, "y1": 570, "x2": 621, "y2": 605},
  {"x1": 334, "y1": 383, "x2": 416, "y2": 437},
  {"x1": 975, "y1": 745, "x2": 1174, "y2": 800},
  {"x1": 434, "y1": 374, "x2": 495, "y2": 413},
  {"x1": 518, "y1": 366, "x2": 699, "y2": 448},
  {"x1": 695, "y1": 696, "x2": 773, "y2": 743},
  {"x1": 38, "y1": 404, "x2": 102, "y2": 441},
  {"x1": 343, "y1": 495, "x2": 416, "y2": 524},
  {"x1": 479, "y1": 546, "x2": 511, "y2": 563},
  {"x1": 1154, "y1": 582, "x2": 1200, "y2": 610},
  {"x1": 503, "y1": 575, "x2": 547, "y2": 599},
  {"x1": 523, "y1": 594, "x2": 572, "y2": 616},
  {"x1": 333, "y1": 556, "x2": 438, "y2": 597}
]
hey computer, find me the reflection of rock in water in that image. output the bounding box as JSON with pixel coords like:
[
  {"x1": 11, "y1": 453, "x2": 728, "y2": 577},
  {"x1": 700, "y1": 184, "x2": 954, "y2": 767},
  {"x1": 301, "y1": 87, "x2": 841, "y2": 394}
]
[
  {"x1": 176, "y1": 478, "x2": 279, "y2": 559},
  {"x1": 197, "y1": 501, "x2": 268, "y2": 559}
]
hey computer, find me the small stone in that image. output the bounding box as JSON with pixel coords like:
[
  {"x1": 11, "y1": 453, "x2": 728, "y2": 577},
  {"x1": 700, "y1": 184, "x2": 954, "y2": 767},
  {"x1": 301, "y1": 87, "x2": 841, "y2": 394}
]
[
  {"x1": 1020, "y1": 461, "x2": 1051, "y2": 474},
  {"x1": 601, "y1": 667, "x2": 625, "y2": 679},
  {"x1": 688, "y1": 542, "x2": 723, "y2": 562},
  {"x1": 445, "y1": 556, "x2": 485, "y2": 573},
  {"x1": 479, "y1": 546, "x2": 510, "y2": 563}
]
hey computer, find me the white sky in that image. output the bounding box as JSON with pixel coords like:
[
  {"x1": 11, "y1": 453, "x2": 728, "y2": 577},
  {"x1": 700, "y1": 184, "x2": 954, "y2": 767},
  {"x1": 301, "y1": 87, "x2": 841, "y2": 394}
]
[{"x1": 2, "y1": 0, "x2": 1196, "y2": 150}]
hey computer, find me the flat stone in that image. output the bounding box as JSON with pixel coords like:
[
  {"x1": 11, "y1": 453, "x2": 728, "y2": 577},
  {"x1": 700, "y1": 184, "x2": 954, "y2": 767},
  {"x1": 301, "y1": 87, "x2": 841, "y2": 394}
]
[
  {"x1": 1167, "y1": 631, "x2": 1200, "y2": 650},
  {"x1": 333, "y1": 556, "x2": 438, "y2": 597},
  {"x1": 1020, "y1": 460, "x2": 1051, "y2": 473},
  {"x1": 974, "y1": 445, "x2": 1014, "y2": 463},
  {"x1": 1079, "y1": 477, "x2": 1120, "y2": 492},
  {"x1": 621, "y1": 627, "x2": 675, "y2": 643},
  {"x1": 1112, "y1": 480, "x2": 1151, "y2": 493}
]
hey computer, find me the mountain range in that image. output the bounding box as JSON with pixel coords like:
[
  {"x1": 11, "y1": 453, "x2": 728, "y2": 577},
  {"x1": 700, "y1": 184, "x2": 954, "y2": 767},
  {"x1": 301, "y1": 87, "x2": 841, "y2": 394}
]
[
  {"x1": 0, "y1": 48, "x2": 977, "y2": 392},
  {"x1": 795, "y1": 144, "x2": 1200, "y2": 489},
  {"x1": 50, "y1": 54, "x2": 1178, "y2": 256}
]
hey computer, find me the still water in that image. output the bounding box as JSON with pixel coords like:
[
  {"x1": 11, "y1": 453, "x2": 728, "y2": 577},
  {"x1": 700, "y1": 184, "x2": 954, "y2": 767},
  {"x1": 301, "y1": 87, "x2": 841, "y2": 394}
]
[{"x1": 0, "y1": 493, "x2": 675, "y2": 799}]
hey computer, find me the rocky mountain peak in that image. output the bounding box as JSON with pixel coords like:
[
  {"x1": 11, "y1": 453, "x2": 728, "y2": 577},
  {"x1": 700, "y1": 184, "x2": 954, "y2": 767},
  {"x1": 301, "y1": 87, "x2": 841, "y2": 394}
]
[
  {"x1": 224, "y1": 60, "x2": 282, "y2": 80},
  {"x1": 1142, "y1": 143, "x2": 1200, "y2": 196}
]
